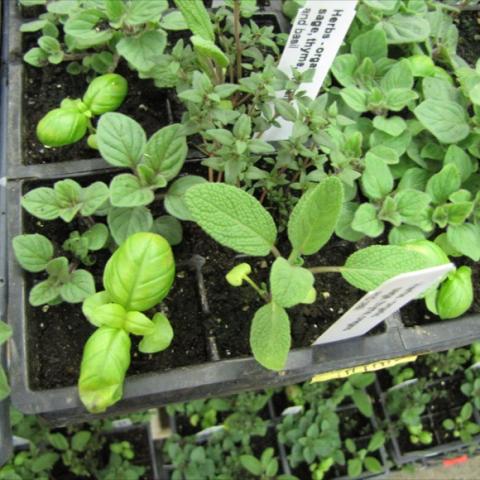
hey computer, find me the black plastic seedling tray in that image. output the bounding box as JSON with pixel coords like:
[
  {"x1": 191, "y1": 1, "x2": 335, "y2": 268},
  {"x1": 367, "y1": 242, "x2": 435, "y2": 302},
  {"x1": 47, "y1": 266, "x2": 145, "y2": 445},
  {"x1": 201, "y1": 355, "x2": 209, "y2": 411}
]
[
  {"x1": 4, "y1": 0, "x2": 480, "y2": 427},
  {"x1": 155, "y1": 398, "x2": 390, "y2": 480},
  {"x1": 376, "y1": 377, "x2": 480, "y2": 466},
  {"x1": 0, "y1": 0, "x2": 12, "y2": 466},
  {"x1": 5, "y1": 3, "x2": 288, "y2": 180},
  {"x1": 7, "y1": 168, "x2": 480, "y2": 424}
]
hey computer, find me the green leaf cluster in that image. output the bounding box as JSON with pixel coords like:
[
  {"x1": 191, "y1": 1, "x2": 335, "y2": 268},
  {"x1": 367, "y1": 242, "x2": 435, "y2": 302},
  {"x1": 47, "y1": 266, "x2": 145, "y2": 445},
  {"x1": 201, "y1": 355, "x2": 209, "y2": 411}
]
[
  {"x1": 22, "y1": 0, "x2": 186, "y2": 76},
  {"x1": 37, "y1": 74, "x2": 127, "y2": 147},
  {"x1": 13, "y1": 234, "x2": 96, "y2": 306},
  {"x1": 79, "y1": 232, "x2": 175, "y2": 413},
  {"x1": 186, "y1": 177, "x2": 431, "y2": 371}
]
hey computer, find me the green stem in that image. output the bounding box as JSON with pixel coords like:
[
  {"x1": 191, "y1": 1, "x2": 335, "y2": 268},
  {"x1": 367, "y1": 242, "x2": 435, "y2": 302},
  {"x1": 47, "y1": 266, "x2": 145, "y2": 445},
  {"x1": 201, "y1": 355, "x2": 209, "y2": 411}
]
[
  {"x1": 233, "y1": 0, "x2": 242, "y2": 81},
  {"x1": 270, "y1": 245, "x2": 281, "y2": 258},
  {"x1": 244, "y1": 276, "x2": 269, "y2": 302},
  {"x1": 308, "y1": 266, "x2": 344, "y2": 274},
  {"x1": 287, "y1": 249, "x2": 299, "y2": 264}
]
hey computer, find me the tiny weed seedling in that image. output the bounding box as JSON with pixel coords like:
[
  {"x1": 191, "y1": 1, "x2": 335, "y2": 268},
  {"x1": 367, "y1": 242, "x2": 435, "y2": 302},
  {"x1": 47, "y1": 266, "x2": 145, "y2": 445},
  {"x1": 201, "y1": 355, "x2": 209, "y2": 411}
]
[{"x1": 185, "y1": 177, "x2": 438, "y2": 371}]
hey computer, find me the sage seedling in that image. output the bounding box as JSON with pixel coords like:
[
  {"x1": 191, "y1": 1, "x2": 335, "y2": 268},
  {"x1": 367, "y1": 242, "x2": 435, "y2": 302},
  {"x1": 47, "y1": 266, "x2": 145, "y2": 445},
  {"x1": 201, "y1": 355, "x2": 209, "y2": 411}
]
[
  {"x1": 79, "y1": 232, "x2": 175, "y2": 413},
  {"x1": 185, "y1": 177, "x2": 435, "y2": 371}
]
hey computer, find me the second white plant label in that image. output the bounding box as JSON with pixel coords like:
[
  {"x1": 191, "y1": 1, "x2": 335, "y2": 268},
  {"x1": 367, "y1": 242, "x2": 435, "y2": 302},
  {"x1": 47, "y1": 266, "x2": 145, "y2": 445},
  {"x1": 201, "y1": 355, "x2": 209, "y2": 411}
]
[{"x1": 263, "y1": 0, "x2": 358, "y2": 141}]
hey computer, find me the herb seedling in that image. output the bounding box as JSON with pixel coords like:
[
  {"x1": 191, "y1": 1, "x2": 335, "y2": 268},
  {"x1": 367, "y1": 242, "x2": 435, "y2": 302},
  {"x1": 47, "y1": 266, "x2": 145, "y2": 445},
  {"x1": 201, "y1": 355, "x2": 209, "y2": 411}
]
[
  {"x1": 79, "y1": 232, "x2": 175, "y2": 412},
  {"x1": 277, "y1": 402, "x2": 343, "y2": 477},
  {"x1": 20, "y1": 179, "x2": 109, "y2": 223},
  {"x1": 386, "y1": 379, "x2": 433, "y2": 446},
  {"x1": 98, "y1": 441, "x2": 145, "y2": 480},
  {"x1": 37, "y1": 73, "x2": 127, "y2": 147},
  {"x1": 20, "y1": 0, "x2": 187, "y2": 76},
  {"x1": 344, "y1": 432, "x2": 385, "y2": 479},
  {"x1": 442, "y1": 402, "x2": 480, "y2": 444},
  {"x1": 13, "y1": 234, "x2": 96, "y2": 306},
  {"x1": 186, "y1": 177, "x2": 436, "y2": 371},
  {"x1": 461, "y1": 368, "x2": 480, "y2": 410},
  {"x1": 240, "y1": 448, "x2": 294, "y2": 480}
]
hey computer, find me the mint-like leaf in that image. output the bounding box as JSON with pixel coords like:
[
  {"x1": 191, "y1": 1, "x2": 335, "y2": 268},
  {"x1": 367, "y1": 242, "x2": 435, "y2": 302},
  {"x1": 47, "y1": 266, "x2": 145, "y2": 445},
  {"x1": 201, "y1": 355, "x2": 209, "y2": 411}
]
[
  {"x1": 110, "y1": 174, "x2": 154, "y2": 207},
  {"x1": 97, "y1": 113, "x2": 146, "y2": 168},
  {"x1": 414, "y1": 100, "x2": 470, "y2": 144},
  {"x1": 107, "y1": 206, "x2": 153, "y2": 245},
  {"x1": 13, "y1": 234, "x2": 53, "y2": 272}
]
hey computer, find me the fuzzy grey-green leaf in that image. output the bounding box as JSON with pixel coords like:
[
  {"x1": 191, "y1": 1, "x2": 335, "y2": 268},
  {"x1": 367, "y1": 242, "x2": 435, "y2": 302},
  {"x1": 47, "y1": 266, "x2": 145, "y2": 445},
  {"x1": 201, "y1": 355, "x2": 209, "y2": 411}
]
[
  {"x1": 270, "y1": 258, "x2": 314, "y2": 308},
  {"x1": 288, "y1": 177, "x2": 343, "y2": 256},
  {"x1": 250, "y1": 302, "x2": 290, "y2": 371},
  {"x1": 342, "y1": 245, "x2": 430, "y2": 291},
  {"x1": 185, "y1": 183, "x2": 277, "y2": 256}
]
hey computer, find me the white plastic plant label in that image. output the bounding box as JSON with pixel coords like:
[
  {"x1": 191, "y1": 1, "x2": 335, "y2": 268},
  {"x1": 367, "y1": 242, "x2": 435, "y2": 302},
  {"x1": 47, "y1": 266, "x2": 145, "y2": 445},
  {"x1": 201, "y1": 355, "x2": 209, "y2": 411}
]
[
  {"x1": 281, "y1": 405, "x2": 304, "y2": 416},
  {"x1": 195, "y1": 425, "x2": 225, "y2": 441},
  {"x1": 313, "y1": 263, "x2": 455, "y2": 345},
  {"x1": 263, "y1": 0, "x2": 358, "y2": 141},
  {"x1": 111, "y1": 418, "x2": 133, "y2": 429}
]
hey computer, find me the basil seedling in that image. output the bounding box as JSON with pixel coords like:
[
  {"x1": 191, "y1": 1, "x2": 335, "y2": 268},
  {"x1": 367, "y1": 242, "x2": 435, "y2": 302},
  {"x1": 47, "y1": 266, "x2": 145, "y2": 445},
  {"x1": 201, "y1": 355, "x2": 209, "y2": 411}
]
[
  {"x1": 37, "y1": 73, "x2": 127, "y2": 147},
  {"x1": 79, "y1": 232, "x2": 175, "y2": 413}
]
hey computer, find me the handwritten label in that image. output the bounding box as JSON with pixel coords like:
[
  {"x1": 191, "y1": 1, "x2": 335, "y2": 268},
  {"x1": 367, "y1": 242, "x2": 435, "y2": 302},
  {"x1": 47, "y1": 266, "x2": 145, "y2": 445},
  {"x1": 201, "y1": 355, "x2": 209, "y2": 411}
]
[
  {"x1": 263, "y1": 0, "x2": 357, "y2": 141},
  {"x1": 313, "y1": 264, "x2": 455, "y2": 345},
  {"x1": 311, "y1": 355, "x2": 418, "y2": 383}
]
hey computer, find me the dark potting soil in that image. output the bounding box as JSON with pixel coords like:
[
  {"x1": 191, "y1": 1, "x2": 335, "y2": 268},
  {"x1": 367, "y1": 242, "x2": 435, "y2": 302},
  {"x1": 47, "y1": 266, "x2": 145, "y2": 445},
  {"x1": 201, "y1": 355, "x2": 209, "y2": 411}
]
[
  {"x1": 102, "y1": 427, "x2": 154, "y2": 480},
  {"x1": 21, "y1": 169, "x2": 370, "y2": 390},
  {"x1": 456, "y1": 11, "x2": 480, "y2": 67},
  {"x1": 400, "y1": 258, "x2": 480, "y2": 327},
  {"x1": 338, "y1": 404, "x2": 374, "y2": 440},
  {"x1": 24, "y1": 176, "x2": 208, "y2": 389},
  {"x1": 199, "y1": 236, "x2": 363, "y2": 359},
  {"x1": 426, "y1": 376, "x2": 466, "y2": 416},
  {"x1": 49, "y1": 426, "x2": 152, "y2": 480},
  {"x1": 22, "y1": 55, "x2": 171, "y2": 165},
  {"x1": 431, "y1": 408, "x2": 463, "y2": 447},
  {"x1": 250, "y1": 425, "x2": 279, "y2": 458}
]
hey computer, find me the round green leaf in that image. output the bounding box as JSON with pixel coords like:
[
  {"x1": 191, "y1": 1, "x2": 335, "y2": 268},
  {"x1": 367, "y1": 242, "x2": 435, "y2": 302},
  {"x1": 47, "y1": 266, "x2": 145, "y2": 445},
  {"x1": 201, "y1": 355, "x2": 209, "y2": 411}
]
[{"x1": 103, "y1": 232, "x2": 175, "y2": 311}]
